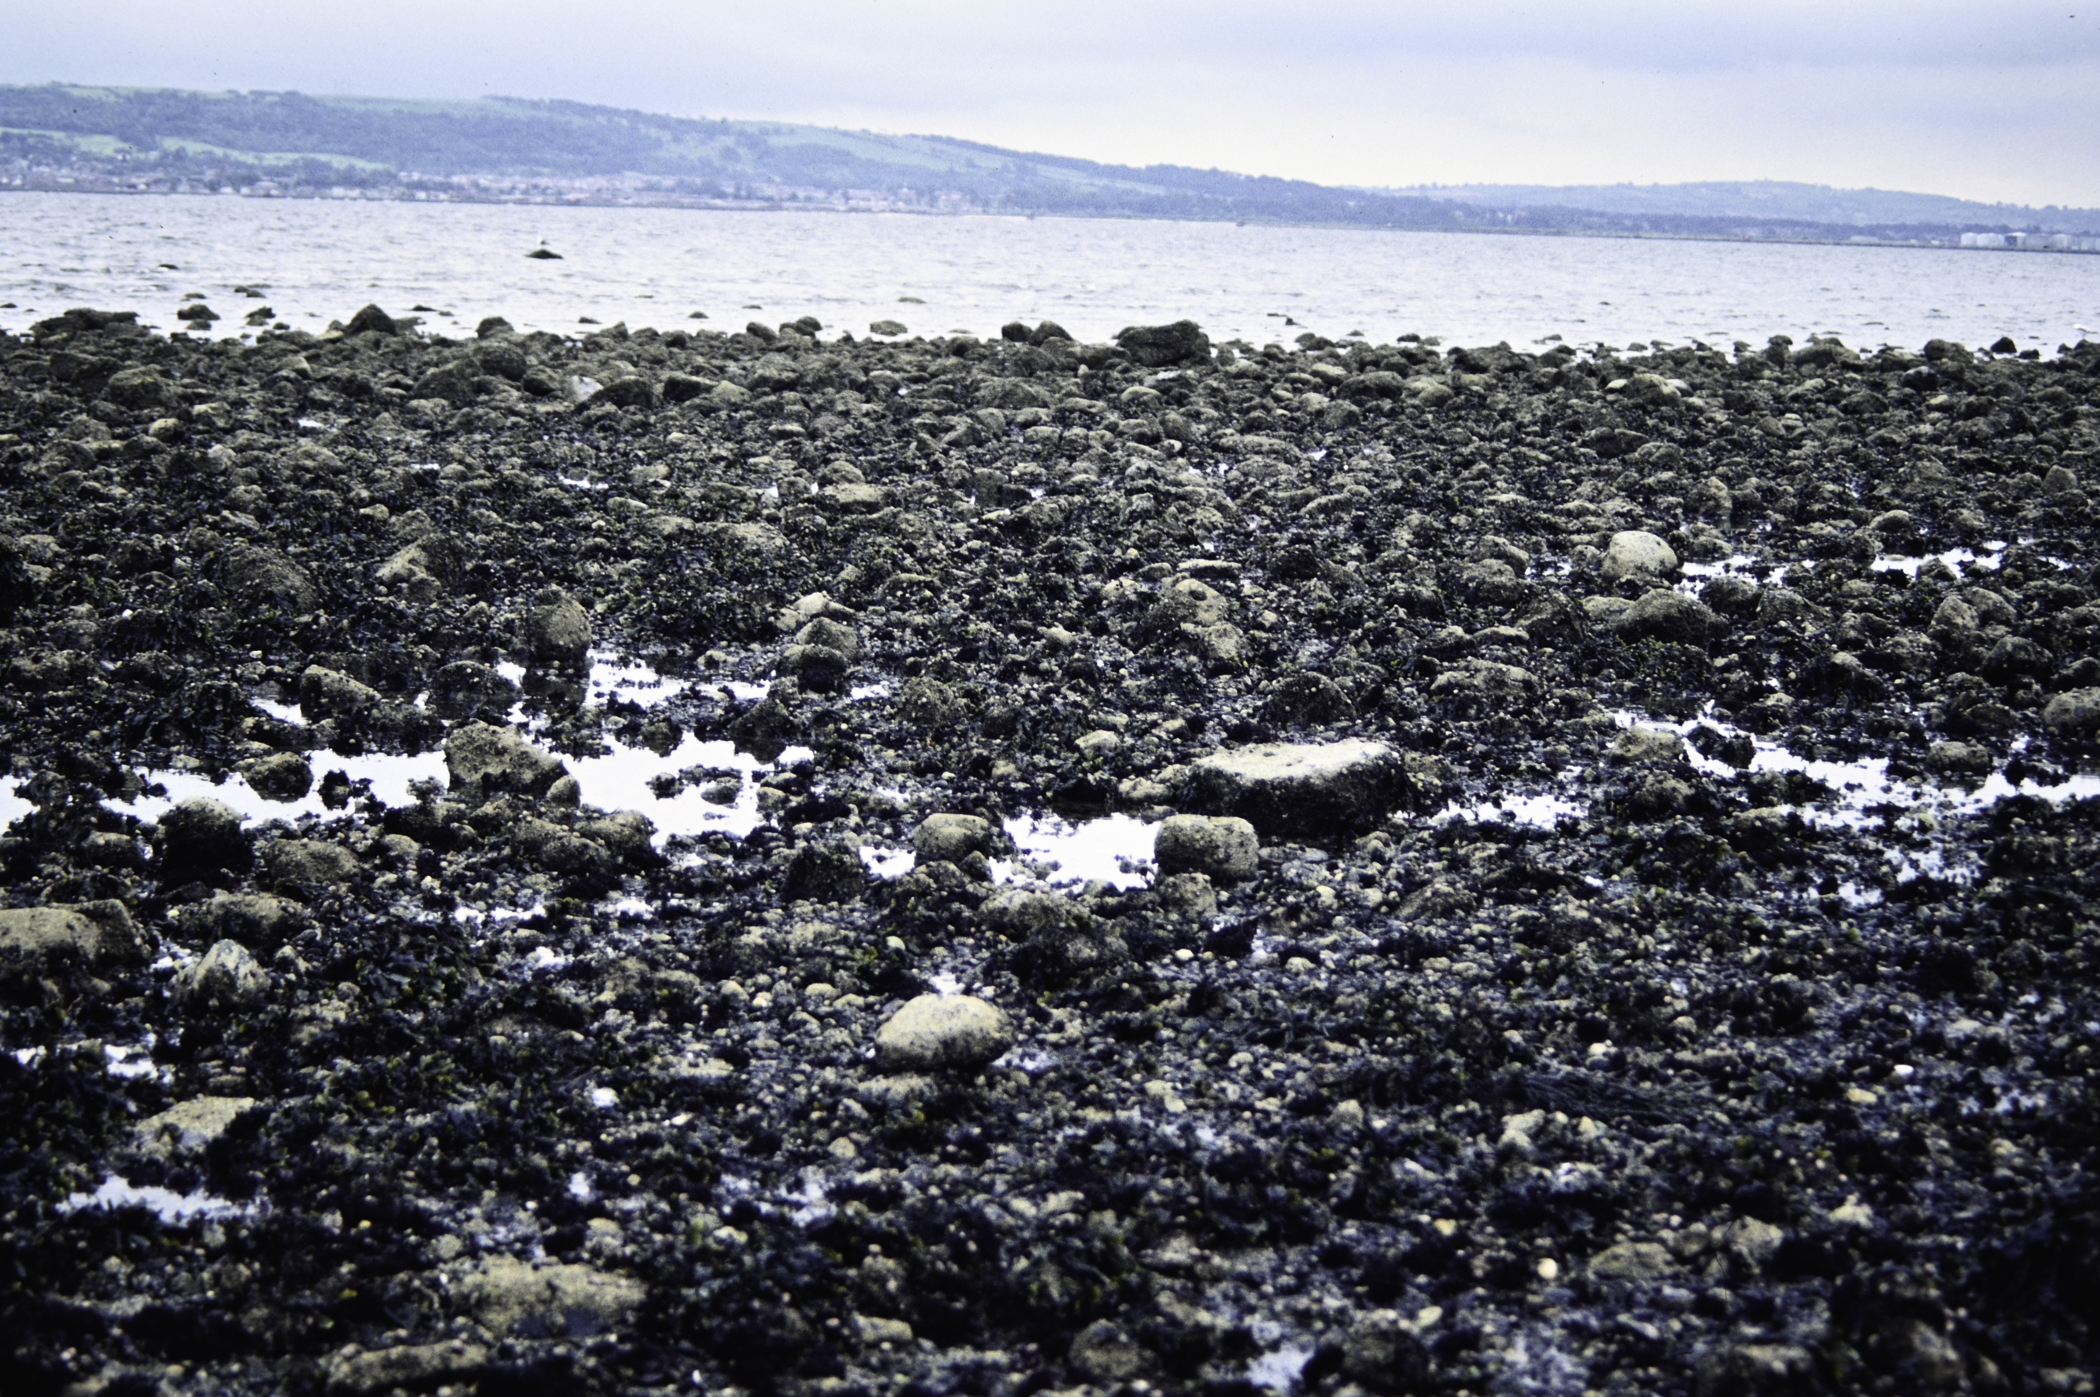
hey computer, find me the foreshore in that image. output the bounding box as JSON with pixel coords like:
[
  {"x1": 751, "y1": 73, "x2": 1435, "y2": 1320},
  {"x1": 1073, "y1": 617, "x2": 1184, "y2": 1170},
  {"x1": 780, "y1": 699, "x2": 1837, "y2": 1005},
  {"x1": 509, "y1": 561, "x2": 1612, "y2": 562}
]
[{"x1": 2, "y1": 304, "x2": 2097, "y2": 1395}]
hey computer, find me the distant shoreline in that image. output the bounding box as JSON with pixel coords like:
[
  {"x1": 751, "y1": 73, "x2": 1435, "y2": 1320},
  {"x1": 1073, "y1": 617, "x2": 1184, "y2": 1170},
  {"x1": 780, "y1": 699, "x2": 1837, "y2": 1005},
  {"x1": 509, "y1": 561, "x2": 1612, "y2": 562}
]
[{"x1": 5, "y1": 182, "x2": 2098, "y2": 259}]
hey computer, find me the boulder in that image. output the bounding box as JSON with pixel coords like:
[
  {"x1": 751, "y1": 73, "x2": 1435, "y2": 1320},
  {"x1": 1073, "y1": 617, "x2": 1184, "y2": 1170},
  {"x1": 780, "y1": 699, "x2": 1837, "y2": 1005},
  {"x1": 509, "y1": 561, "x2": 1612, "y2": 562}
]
[
  {"x1": 222, "y1": 545, "x2": 319, "y2": 612},
  {"x1": 344, "y1": 304, "x2": 399, "y2": 336},
  {"x1": 874, "y1": 994, "x2": 1017, "y2": 1072},
  {"x1": 526, "y1": 590, "x2": 592, "y2": 666},
  {"x1": 175, "y1": 939, "x2": 271, "y2": 1007},
  {"x1": 2042, "y1": 687, "x2": 2100, "y2": 738},
  {"x1": 1616, "y1": 589, "x2": 1722, "y2": 645},
  {"x1": 911, "y1": 813, "x2": 1000, "y2": 863},
  {"x1": 242, "y1": 752, "x2": 313, "y2": 802},
  {"x1": 445, "y1": 722, "x2": 569, "y2": 798},
  {"x1": 1153, "y1": 815, "x2": 1259, "y2": 884},
  {"x1": 0, "y1": 901, "x2": 147, "y2": 978},
  {"x1": 184, "y1": 893, "x2": 307, "y2": 950},
  {"x1": 323, "y1": 1341, "x2": 489, "y2": 1397},
  {"x1": 1609, "y1": 728, "x2": 1687, "y2": 765},
  {"x1": 1115, "y1": 320, "x2": 1210, "y2": 367},
  {"x1": 104, "y1": 366, "x2": 174, "y2": 411},
  {"x1": 159, "y1": 796, "x2": 252, "y2": 882},
  {"x1": 1186, "y1": 740, "x2": 1409, "y2": 837},
  {"x1": 299, "y1": 665, "x2": 380, "y2": 720},
  {"x1": 1601, "y1": 530, "x2": 1679, "y2": 581},
  {"x1": 1692, "y1": 1343, "x2": 1819, "y2": 1397},
  {"x1": 781, "y1": 840, "x2": 866, "y2": 903},
  {"x1": 455, "y1": 1258, "x2": 643, "y2": 1338},
  {"x1": 265, "y1": 838, "x2": 360, "y2": 889},
  {"x1": 135, "y1": 1096, "x2": 261, "y2": 1158}
]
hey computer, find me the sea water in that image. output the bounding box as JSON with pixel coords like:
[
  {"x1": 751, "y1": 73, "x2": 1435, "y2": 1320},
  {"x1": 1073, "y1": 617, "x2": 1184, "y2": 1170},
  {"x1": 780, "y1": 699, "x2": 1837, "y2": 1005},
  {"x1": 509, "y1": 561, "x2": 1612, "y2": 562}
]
[{"x1": 2, "y1": 190, "x2": 2095, "y2": 353}]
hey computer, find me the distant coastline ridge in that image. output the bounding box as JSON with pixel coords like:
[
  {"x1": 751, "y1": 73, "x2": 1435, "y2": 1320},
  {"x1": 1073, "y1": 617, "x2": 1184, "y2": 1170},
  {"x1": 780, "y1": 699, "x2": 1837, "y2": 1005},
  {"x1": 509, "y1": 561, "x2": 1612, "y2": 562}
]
[{"x1": 2, "y1": 83, "x2": 2096, "y2": 252}]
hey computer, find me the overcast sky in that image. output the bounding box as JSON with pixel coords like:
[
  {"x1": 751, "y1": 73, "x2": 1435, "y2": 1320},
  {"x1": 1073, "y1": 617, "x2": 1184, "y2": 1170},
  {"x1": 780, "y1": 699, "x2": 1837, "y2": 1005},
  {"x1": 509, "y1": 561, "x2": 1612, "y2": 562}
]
[{"x1": 4, "y1": 1, "x2": 2097, "y2": 206}]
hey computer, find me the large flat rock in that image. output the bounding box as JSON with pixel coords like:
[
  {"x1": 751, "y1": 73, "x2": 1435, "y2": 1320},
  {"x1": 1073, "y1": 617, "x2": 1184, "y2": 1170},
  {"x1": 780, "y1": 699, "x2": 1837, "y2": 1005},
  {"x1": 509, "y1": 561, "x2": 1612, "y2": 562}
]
[{"x1": 1184, "y1": 739, "x2": 1410, "y2": 837}]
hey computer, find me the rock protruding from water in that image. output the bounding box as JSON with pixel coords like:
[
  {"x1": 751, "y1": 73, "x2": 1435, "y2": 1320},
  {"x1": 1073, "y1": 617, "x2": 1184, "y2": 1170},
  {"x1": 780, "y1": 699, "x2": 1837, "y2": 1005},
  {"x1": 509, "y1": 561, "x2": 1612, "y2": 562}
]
[
  {"x1": 1153, "y1": 814, "x2": 1260, "y2": 883},
  {"x1": 526, "y1": 589, "x2": 592, "y2": 667},
  {"x1": 1185, "y1": 740, "x2": 1410, "y2": 837},
  {"x1": 911, "y1": 813, "x2": 1000, "y2": 863},
  {"x1": 445, "y1": 722, "x2": 570, "y2": 799},
  {"x1": 874, "y1": 994, "x2": 1016, "y2": 1073}
]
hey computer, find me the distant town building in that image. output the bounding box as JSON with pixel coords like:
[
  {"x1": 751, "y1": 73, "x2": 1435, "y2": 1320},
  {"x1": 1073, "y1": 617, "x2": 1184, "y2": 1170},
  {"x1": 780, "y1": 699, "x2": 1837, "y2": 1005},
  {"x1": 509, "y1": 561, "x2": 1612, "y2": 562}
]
[{"x1": 1959, "y1": 230, "x2": 2093, "y2": 251}]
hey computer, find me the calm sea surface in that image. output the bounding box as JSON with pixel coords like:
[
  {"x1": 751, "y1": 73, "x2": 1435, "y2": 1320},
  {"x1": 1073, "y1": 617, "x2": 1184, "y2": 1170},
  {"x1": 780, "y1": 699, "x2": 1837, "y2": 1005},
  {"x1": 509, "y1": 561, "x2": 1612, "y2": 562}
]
[{"x1": 2, "y1": 191, "x2": 2096, "y2": 353}]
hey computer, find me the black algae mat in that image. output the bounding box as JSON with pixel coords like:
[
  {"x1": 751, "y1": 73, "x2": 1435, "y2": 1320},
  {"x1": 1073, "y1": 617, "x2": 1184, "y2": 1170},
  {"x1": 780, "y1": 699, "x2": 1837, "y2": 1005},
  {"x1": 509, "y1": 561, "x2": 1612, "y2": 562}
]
[{"x1": 1, "y1": 305, "x2": 2098, "y2": 1396}]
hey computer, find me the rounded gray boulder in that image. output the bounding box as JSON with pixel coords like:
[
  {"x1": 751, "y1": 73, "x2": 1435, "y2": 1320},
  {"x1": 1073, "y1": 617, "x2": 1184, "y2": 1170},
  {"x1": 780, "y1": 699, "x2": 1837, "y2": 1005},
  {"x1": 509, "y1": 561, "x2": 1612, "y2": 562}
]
[{"x1": 874, "y1": 994, "x2": 1016, "y2": 1073}]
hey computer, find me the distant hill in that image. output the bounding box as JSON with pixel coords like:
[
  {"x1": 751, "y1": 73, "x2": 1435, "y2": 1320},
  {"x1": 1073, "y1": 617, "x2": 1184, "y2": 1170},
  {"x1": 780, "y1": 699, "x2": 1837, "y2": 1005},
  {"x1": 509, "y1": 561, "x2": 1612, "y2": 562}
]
[
  {"x1": 1387, "y1": 180, "x2": 2100, "y2": 235},
  {"x1": 1, "y1": 84, "x2": 2094, "y2": 248}
]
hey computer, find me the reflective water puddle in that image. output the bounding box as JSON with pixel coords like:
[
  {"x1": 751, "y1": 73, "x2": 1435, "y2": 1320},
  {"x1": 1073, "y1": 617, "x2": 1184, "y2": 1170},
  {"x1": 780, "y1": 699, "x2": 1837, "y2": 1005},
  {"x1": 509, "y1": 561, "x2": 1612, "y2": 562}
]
[{"x1": 61, "y1": 1174, "x2": 251, "y2": 1224}]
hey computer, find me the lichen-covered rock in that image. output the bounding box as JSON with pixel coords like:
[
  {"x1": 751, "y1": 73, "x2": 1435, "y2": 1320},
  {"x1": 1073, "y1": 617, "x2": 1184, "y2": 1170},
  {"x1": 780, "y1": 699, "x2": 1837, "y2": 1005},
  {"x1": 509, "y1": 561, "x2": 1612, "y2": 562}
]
[
  {"x1": 0, "y1": 901, "x2": 147, "y2": 978},
  {"x1": 1153, "y1": 814, "x2": 1259, "y2": 883},
  {"x1": 175, "y1": 939, "x2": 271, "y2": 1007},
  {"x1": 445, "y1": 721, "x2": 569, "y2": 798},
  {"x1": 1186, "y1": 739, "x2": 1410, "y2": 837},
  {"x1": 1601, "y1": 529, "x2": 1679, "y2": 581},
  {"x1": 455, "y1": 1258, "x2": 643, "y2": 1338},
  {"x1": 874, "y1": 994, "x2": 1016, "y2": 1072}
]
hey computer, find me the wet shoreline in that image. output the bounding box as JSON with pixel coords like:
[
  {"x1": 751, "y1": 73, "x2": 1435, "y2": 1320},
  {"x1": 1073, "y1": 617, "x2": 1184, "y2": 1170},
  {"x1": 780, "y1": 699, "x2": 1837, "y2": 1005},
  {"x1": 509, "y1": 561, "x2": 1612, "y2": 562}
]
[{"x1": 1, "y1": 306, "x2": 2097, "y2": 1395}]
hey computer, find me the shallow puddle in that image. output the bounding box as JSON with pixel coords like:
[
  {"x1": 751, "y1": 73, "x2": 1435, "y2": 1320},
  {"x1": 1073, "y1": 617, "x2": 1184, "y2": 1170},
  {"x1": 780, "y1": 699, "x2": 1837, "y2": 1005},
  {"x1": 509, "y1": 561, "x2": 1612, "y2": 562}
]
[
  {"x1": 1433, "y1": 789, "x2": 1587, "y2": 830},
  {"x1": 1869, "y1": 540, "x2": 2006, "y2": 579},
  {"x1": 0, "y1": 777, "x2": 32, "y2": 835},
  {"x1": 999, "y1": 813, "x2": 1158, "y2": 889},
  {"x1": 60, "y1": 1174, "x2": 250, "y2": 1224}
]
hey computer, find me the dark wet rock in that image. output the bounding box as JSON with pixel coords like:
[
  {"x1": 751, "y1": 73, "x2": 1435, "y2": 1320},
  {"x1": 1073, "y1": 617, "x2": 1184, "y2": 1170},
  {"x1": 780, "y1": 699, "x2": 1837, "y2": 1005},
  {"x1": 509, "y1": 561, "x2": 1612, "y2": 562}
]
[
  {"x1": 1429, "y1": 658, "x2": 1543, "y2": 715},
  {"x1": 510, "y1": 818, "x2": 617, "y2": 882},
  {"x1": 445, "y1": 721, "x2": 569, "y2": 798},
  {"x1": 159, "y1": 796, "x2": 253, "y2": 882},
  {"x1": 781, "y1": 840, "x2": 866, "y2": 903},
  {"x1": 1114, "y1": 320, "x2": 1210, "y2": 367},
  {"x1": 874, "y1": 993, "x2": 1016, "y2": 1072},
  {"x1": 343, "y1": 304, "x2": 400, "y2": 335},
  {"x1": 1153, "y1": 814, "x2": 1259, "y2": 883},
  {"x1": 299, "y1": 665, "x2": 380, "y2": 720},
  {"x1": 10, "y1": 305, "x2": 2100, "y2": 1397},
  {"x1": 525, "y1": 588, "x2": 592, "y2": 666},
  {"x1": 911, "y1": 813, "x2": 1002, "y2": 863},
  {"x1": 183, "y1": 892, "x2": 307, "y2": 950},
  {"x1": 2042, "y1": 686, "x2": 2100, "y2": 737},
  {"x1": 264, "y1": 838, "x2": 359, "y2": 890},
  {"x1": 241, "y1": 751, "x2": 314, "y2": 801},
  {"x1": 1186, "y1": 739, "x2": 1410, "y2": 836},
  {"x1": 1262, "y1": 670, "x2": 1356, "y2": 725},
  {"x1": 0, "y1": 901, "x2": 146, "y2": 977},
  {"x1": 1616, "y1": 588, "x2": 1724, "y2": 645},
  {"x1": 222, "y1": 544, "x2": 319, "y2": 612},
  {"x1": 430, "y1": 660, "x2": 519, "y2": 721}
]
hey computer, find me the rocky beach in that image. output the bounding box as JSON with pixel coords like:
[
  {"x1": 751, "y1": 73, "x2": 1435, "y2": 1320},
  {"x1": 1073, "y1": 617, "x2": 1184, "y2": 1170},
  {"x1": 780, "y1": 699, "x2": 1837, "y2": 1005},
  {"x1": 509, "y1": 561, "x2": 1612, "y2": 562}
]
[{"x1": 1, "y1": 301, "x2": 2097, "y2": 1397}]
